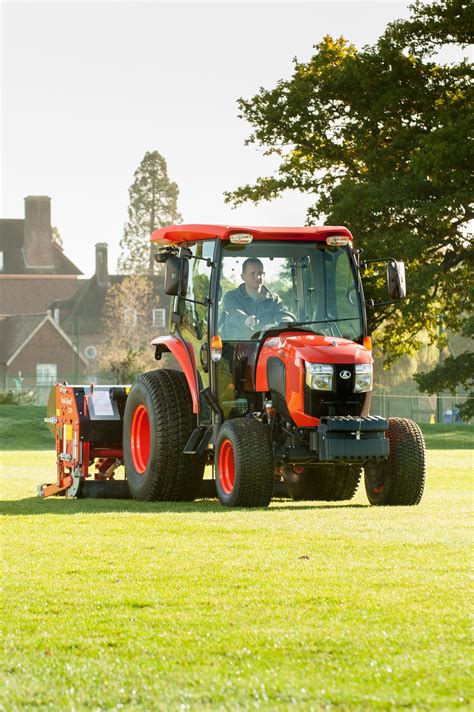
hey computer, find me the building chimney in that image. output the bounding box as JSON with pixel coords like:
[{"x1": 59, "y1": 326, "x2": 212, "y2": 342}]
[
  {"x1": 95, "y1": 242, "x2": 109, "y2": 286},
  {"x1": 23, "y1": 196, "x2": 54, "y2": 269}
]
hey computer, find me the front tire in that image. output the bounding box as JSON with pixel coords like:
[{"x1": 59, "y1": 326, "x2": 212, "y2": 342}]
[
  {"x1": 123, "y1": 369, "x2": 205, "y2": 501},
  {"x1": 216, "y1": 418, "x2": 274, "y2": 507},
  {"x1": 364, "y1": 417, "x2": 426, "y2": 506}
]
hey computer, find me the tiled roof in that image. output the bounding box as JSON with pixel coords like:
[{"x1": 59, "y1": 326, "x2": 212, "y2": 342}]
[
  {"x1": 61, "y1": 274, "x2": 165, "y2": 324},
  {"x1": 51, "y1": 243, "x2": 83, "y2": 275},
  {"x1": 0, "y1": 275, "x2": 85, "y2": 316},
  {"x1": 0, "y1": 313, "x2": 88, "y2": 365},
  {"x1": 0, "y1": 314, "x2": 45, "y2": 363},
  {"x1": 0, "y1": 219, "x2": 82, "y2": 275}
]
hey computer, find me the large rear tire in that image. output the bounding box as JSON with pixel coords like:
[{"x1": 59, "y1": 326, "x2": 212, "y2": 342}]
[
  {"x1": 285, "y1": 464, "x2": 362, "y2": 501},
  {"x1": 364, "y1": 417, "x2": 426, "y2": 506},
  {"x1": 216, "y1": 418, "x2": 274, "y2": 507},
  {"x1": 123, "y1": 369, "x2": 205, "y2": 501}
]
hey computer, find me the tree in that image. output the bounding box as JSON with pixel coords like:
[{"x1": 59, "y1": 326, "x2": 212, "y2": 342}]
[
  {"x1": 224, "y1": 0, "x2": 473, "y2": 414},
  {"x1": 99, "y1": 275, "x2": 158, "y2": 382},
  {"x1": 118, "y1": 151, "x2": 182, "y2": 274},
  {"x1": 51, "y1": 226, "x2": 63, "y2": 248},
  {"x1": 415, "y1": 317, "x2": 474, "y2": 420}
]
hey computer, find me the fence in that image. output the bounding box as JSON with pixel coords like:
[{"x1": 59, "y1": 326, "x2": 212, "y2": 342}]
[
  {"x1": 2, "y1": 372, "x2": 119, "y2": 406},
  {"x1": 1, "y1": 372, "x2": 471, "y2": 423},
  {"x1": 371, "y1": 391, "x2": 470, "y2": 424}
]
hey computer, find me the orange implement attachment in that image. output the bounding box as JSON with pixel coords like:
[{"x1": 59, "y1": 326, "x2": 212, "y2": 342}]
[
  {"x1": 38, "y1": 475, "x2": 73, "y2": 498},
  {"x1": 39, "y1": 384, "x2": 128, "y2": 498}
]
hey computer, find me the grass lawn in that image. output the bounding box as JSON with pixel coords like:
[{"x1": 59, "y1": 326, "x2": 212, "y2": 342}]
[
  {"x1": 0, "y1": 405, "x2": 54, "y2": 450},
  {"x1": 1, "y1": 404, "x2": 472, "y2": 451},
  {"x1": 1, "y1": 437, "x2": 472, "y2": 709},
  {"x1": 419, "y1": 423, "x2": 472, "y2": 450}
]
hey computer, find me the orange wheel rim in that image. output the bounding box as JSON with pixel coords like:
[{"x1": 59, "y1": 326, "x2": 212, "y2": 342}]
[
  {"x1": 218, "y1": 438, "x2": 235, "y2": 495},
  {"x1": 130, "y1": 404, "x2": 151, "y2": 474}
]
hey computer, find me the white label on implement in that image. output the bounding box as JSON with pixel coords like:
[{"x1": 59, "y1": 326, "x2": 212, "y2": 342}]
[{"x1": 91, "y1": 390, "x2": 114, "y2": 416}]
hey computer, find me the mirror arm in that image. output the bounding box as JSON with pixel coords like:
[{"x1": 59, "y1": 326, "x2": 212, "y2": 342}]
[
  {"x1": 183, "y1": 297, "x2": 212, "y2": 307},
  {"x1": 366, "y1": 298, "x2": 403, "y2": 308},
  {"x1": 361, "y1": 256, "x2": 397, "y2": 271},
  {"x1": 180, "y1": 247, "x2": 214, "y2": 266},
  {"x1": 185, "y1": 253, "x2": 215, "y2": 268}
]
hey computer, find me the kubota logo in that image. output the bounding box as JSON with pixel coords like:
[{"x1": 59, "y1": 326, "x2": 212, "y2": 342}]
[{"x1": 340, "y1": 370, "x2": 351, "y2": 380}]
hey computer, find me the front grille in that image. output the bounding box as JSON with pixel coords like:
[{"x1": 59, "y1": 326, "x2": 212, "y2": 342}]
[{"x1": 304, "y1": 364, "x2": 371, "y2": 418}]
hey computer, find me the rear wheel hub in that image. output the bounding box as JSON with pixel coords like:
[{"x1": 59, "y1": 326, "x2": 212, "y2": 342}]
[{"x1": 130, "y1": 404, "x2": 151, "y2": 474}]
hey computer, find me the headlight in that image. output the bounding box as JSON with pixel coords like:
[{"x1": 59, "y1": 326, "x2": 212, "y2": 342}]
[
  {"x1": 354, "y1": 363, "x2": 373, "y2": 392},
  {"x1": 305, "y1": 363, "x2": 334, "y2": 391}
]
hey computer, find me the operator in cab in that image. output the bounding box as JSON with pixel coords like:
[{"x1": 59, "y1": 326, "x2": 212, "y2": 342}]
[{"x1": 221, "y1": 258, "x2": 295, "y2": 340}]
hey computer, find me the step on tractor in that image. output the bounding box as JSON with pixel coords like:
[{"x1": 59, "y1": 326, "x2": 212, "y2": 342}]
[{"x1": 39, "y1": 224, "x2": 426, "y2": 507}]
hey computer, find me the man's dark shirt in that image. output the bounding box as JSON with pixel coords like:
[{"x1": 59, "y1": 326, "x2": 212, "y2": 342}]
[{"x1": 220, "y1": 283, "x2": 295, "y2": 339}]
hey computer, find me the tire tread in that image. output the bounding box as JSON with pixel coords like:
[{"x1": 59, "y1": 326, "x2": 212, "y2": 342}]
[
  {"x1": 217, "y1": 418, "x2": 274, "y2": 507},
  {"x1": 364, "y1": 417, "x2": 426, "y2": 506}
]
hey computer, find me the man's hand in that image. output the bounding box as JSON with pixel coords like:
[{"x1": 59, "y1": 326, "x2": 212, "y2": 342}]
[{"x1": 244, "y1": 315, "x2": 259, "y2": 329}]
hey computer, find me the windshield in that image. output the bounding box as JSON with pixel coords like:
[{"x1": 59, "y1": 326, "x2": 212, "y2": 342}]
[{"x1": 217, "y1": 241, "x2": 363, "y2": 342}]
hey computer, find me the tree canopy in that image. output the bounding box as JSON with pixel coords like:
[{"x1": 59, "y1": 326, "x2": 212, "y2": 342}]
[
  {"x1": 225, "y1": 0, "x2": 473, "y2": 414},
  {"x1": 118, "y1": 151, "x2": 182, "y2": 274}
]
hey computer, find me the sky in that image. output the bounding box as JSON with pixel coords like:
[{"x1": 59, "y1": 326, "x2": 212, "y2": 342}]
[{"x1": 1, "y1": 0, "x2": 417, "y2": 276}]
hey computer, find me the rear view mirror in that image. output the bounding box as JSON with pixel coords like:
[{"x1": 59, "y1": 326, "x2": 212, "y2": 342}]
[
  {"x1": 164, "y1": 256, "x2": 189, "y2": 296},
  {"x1": 387, "y1": 261, "x2": 406, "y2": 300}
]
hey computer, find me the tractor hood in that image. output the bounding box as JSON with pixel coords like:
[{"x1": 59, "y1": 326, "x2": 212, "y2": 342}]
[
  {"x1": 255, "y1": 333, "x2": 372, "y2": 427},
  {"x1": 257, "y1": 333, "x2": 372, "y2": 371}
]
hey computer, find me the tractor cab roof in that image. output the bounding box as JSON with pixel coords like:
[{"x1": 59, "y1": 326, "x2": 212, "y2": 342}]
[{"x1": 151, "y1": 224, "x2": 353, "y2": 246}]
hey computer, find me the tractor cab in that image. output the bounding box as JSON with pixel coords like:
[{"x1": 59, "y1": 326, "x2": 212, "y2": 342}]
[{"x1": 153, "y1": 225, "x2": 377, "y2": 426}]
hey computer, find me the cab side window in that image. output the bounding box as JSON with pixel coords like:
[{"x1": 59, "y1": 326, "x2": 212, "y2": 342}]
[{"x1": 179, "y1": 240, "x2": 215, "y2": 340}]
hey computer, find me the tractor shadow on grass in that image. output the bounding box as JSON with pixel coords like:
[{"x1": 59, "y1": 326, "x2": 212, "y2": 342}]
[{"x1": 0, "y1": 497, "x2": 369, "y2": 516}]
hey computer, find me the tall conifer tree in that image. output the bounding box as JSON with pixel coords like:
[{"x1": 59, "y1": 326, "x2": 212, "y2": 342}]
[{"x1": 118, "y1": 151, "x2": 182, "y2": 274}]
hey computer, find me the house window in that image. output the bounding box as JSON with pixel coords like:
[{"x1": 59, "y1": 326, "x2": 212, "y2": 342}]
[
  {"x1": 0, "y1": 251, "x2": 3, "y2": 271},
  {"x1": 36, "y1": 363, "x2": 57, "y2": 385},
  {"x1": 152, "y1": 308, "x2": 166, "y2": 328}
]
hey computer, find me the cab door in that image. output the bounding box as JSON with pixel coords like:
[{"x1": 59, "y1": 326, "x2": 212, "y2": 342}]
[{"x1": 174, "y1": 240, "x2": 216, "y2": 425}]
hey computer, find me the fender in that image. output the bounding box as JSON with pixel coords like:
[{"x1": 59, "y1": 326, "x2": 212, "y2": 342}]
[{"x1": 150, "y1": 335, "x2": 199, "y2": 413}]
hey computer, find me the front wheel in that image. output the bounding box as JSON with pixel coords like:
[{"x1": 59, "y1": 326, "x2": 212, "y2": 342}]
[
  {"x1": 216, "y1": 418, "x2": 274, "y2": 507},
  {"x1": 364, "y1": 417, "x2": 426, "y2": 506}
]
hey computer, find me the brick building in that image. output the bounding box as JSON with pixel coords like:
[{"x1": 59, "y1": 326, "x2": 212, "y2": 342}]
[{"x1": 0, "y1": 196, "x2": 167, "y2": 399}]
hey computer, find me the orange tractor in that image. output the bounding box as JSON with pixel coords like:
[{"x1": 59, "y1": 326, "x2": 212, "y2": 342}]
[{"x1": 39, "y1": 224, "x2": 425, "y2": 507}]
